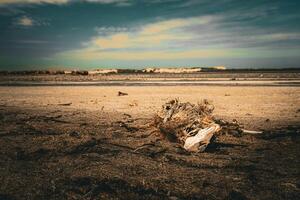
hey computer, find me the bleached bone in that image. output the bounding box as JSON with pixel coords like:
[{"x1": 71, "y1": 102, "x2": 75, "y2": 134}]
[
  {"x1": 242, "y1": 129, "x2": 263, "y2": 134},
  {"x1": 184, "y1": 124, "x2": 220, "y2": 152}
]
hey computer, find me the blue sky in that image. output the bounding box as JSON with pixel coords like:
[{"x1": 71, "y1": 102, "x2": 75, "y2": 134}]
[{"x1": 0, "y1": 0, "x2": 299, "y2": 70}]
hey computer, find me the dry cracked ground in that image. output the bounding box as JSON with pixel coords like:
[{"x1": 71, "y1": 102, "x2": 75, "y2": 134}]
[{"x1": 0, "y1": 86, "x2": 299, "y2": 200}]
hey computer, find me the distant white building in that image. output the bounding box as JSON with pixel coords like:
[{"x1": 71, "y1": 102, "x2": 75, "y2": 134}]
[{"x1": 143, "y1": 67, "x2": 202, "y2": 73}]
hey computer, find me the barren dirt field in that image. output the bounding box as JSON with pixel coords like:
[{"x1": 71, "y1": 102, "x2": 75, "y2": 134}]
[{"x1": 0, "y1": 83, "x2": 300, "y2": 199}]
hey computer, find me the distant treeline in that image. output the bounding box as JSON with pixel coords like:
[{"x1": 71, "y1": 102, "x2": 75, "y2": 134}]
[
  {"x1": 0, "y1": 70, "x2": 88, "y2": 75},
  {"x1": 0, "y1": 68, "x2": 299, "y2": 75},
  {"x1": 0, "y1": 69, "x2": 141, "y2": 75}
]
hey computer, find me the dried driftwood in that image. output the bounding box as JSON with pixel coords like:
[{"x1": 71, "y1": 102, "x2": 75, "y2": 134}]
[{"x1": 154, "y1": 99, "x2": 246, "y2": 152}]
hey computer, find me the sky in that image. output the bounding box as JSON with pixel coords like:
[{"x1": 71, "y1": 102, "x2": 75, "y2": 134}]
[{"x1": 0, "y1": 0, "x2": 299, "y2": 70}]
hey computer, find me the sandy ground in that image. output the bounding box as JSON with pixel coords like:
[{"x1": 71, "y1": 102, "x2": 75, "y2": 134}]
[
  {"x1": 1, "y1": 86, "x2": 299, "y2": 129},
  {"x1": 0, "y1": 85, "x2": 300, "y2": 199}
]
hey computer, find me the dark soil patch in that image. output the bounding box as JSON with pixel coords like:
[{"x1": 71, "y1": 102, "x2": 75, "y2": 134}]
[{"x1": 0, "y1": 107, "x2": 299, "y2": 199}]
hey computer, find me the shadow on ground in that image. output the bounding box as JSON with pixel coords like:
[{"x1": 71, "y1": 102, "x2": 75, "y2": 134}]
[{"x1": 0, "y1": 106, "x2": 299, "y2": 199}]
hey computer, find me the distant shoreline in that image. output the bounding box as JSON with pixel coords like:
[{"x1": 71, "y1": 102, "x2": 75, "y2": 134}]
[
  {"x1": 1, "y1": 70, "x2": 299, "y2": 87},
  {"x1": 1, "y1": 80, "x2": 300, "y2": 87},
  {"x1": 1, "y1": 68, "x2": 299, "y2": 75}
]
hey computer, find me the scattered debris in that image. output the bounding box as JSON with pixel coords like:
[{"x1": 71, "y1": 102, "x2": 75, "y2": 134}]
[
  {"x1": 133, "y1": 143, "x2": 155, "y2": 152},
  {"x1": 69, "y1": 131, "x2": 81, "y2": 138},
  {"x1": 129, "y1": 101, "x2": 138, "y2": 107},
  {"x1": 58, "y1": 102, "x2": 72, "y2": 106},
  {"x1": 153, "y1": 99, "x2": 255, "y2": 152},
  {"x1": 118, "y1": 121, "x2": 138, "y2": 132},
  {"x1": 118, "y1": 91, "x2": 128, "y2": 96}
]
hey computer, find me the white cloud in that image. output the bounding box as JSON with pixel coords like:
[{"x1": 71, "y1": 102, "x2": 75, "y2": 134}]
[
  {"x1": 59, "y1": 48, "x2": 231, "y2": 60},
  {"x1": 56, "y1": 16, "x2": 228, "y2": 60},
  {"x1": 89, "y1": 16, "x2": 215, "y2": 51},
  {"x1": 55, "y1": 14, "x2": 300, "y2": 62},
  {"x1": 259, "y1": 33, "x2": 300, "y2": 41},
  {"x1": 95, "y1": 26, "x2": 129, "y2": 34},
  {"x1": 140, "y1": 16, "x2": 215, "y2": 35},
  {"x1": 15, "y1": 15, "x2": 49, "y2": 27},
  {"x1": 16, "y1": 16, "x2": 34, "y2": 26}
]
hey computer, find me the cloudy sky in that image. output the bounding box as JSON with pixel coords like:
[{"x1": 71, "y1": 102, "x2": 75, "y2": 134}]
[{"x1": 0, "y1": 0, "x2": 299, "y2": 70}]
